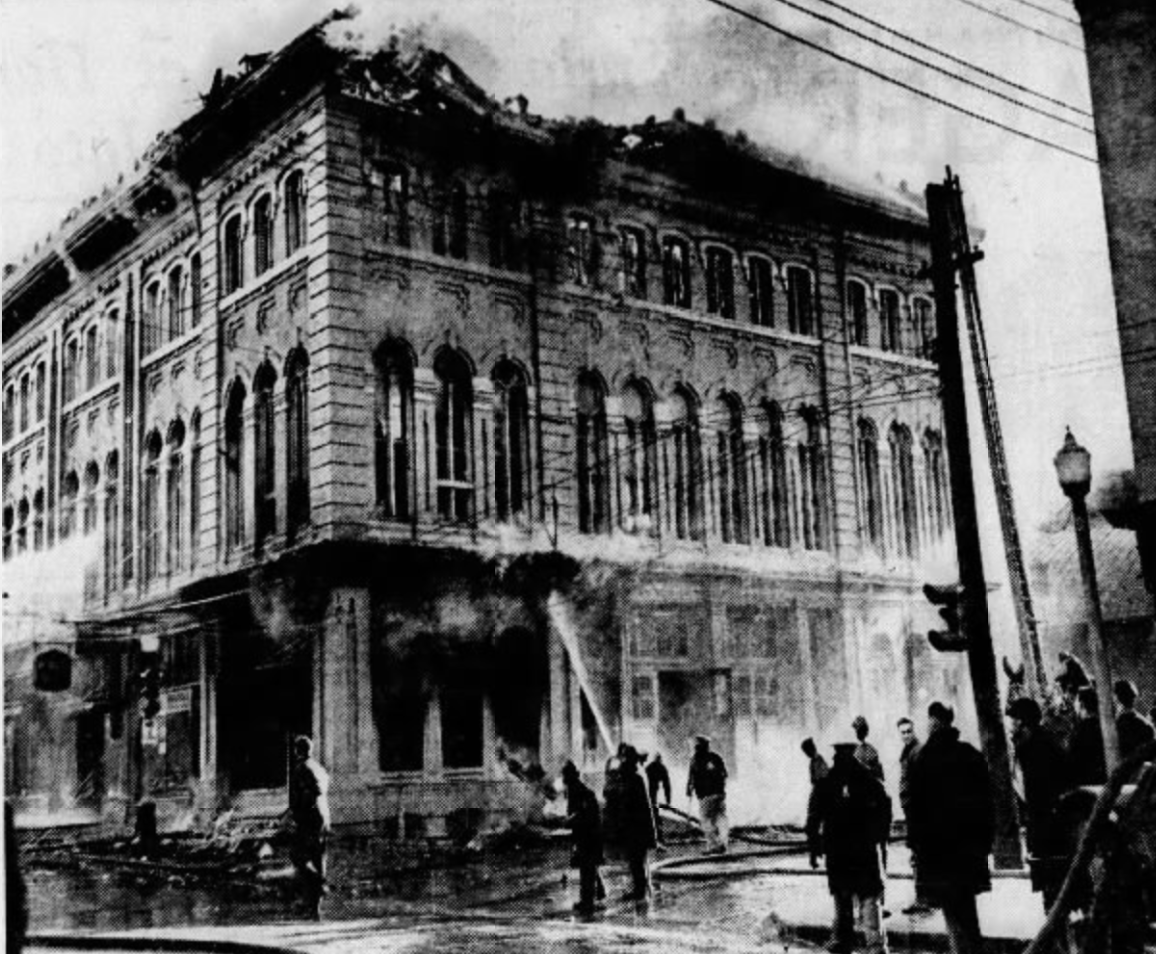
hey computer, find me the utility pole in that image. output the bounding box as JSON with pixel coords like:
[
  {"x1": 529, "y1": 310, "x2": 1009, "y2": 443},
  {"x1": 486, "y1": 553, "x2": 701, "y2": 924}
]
[{"x1": 925, "y1": 170, "x2": 1022, "y2": 869}]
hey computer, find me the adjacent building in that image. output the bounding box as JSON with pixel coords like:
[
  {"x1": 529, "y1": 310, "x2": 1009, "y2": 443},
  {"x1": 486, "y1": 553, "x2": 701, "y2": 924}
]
[{"x1": 2, "y1": 16, "x2": 965, "y2": 833}]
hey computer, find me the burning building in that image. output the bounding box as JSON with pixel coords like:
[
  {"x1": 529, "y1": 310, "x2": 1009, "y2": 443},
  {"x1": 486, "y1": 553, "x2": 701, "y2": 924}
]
[{"x1": 2, "y1": 13, "x2": 968, "y2": 833}]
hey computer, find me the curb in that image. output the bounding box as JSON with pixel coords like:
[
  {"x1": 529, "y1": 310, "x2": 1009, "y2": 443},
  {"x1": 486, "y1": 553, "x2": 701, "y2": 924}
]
[{"x1": 28, "y1": 933, "x2": 303, "y2": 954}]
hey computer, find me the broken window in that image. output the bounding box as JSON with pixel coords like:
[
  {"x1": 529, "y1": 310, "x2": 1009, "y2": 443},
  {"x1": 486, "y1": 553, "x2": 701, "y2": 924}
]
[
  {"x1": 441, "y1": 668, "x2": 484, "y2": 769},
  {"x1": 747, "y1": 256, "x2": 773, "y2": 327},
  {"x1": 879, "y1": 288, "x2": 901, "y2": 353},
  {"x1": 60, "y1": 470, "x2": 79, "y2": 541},
  {"x1": 254, "y1": 363, "x2": 277, "y2": 549},
  {"x1": 786, "y1": 266, "x2": 814, "y2": 336},
  {"x1": 32, "y1": 489, "x2": 43, "y2": 552},
  {"x1": 375, "y1": 344, "x2": 413, "y2": 522},
  {"x1": 847, "y1": 280, "x2": 868, "y2": 346},
  {"x1": 143, "y1": 281, "x2": 161, "y2": 355},
  {"x1": 434, "y1": 349, "x2": 473, "y2": 523},
  {"x1": 253, "y1": 194, "x2": 273, "y2": 276},
  {"x1": 705, "y1": 247, "x2": 735, "y2": 320},
  {"x1": 914, "y1": 297, "x2": 935, "y2": 360},
  {"x1": 2, "y1": 386, "x2": 13, "y2": 441},
  {"x1": 104, "y1": 313, "x2": 119, "y2": 380},
  {"x1": 83, "y1": 461, "x2": 99, "y2": 535},
  {"x1": 16, "y1": 497, "x2": 28, "y2": 554},
  {"x1": 669, "y1": 388, "x2": 703, "y2": 542},
  {"x1": 104, "y1": 452, "x2": 119, "y2": 596},
  {"x1": 167, "y1": 265, "x2": 185, "y2": 342},
  {"x1": 567, "y1": 215, "x2": 595, "y2": 286},
  {"x1": 62, "y1": 339, "x2": 78, "y2": 402},
  {"x1": 142, "y1": 432, "x2": 162, "y2": 583},
  {"x1": 378, "y1": 165, "x2": 409, "y2": 248},
  {"x1": 631, "y1": 674, "x2": 655, "y2": 720},
  {"x1": 621, "y1": 382, "x2": 657, "y2": 531},
  {"x1": 2, "y1": 506, "x2": 11, "y2": 561},
  {"x1": 224, "y1": 381, "x2": 246, "y2": 553},
  {"x1": 662, "y1": 237, "x2": 691, "y2": 308},
  {"x1": 222, "y1": 214, "x2": 243, "y2": 295},
  {"x1": 489, "y1": 192, "x2": 521, "y2": 270},
  {"x1": 758, "y1": 402, "x2": 790, "y2": 547},
  {"x1": 492, "y1": 360, "x2": 529, "y2": 521},
  {"x1": 715, "y1": 394, "x2": 749, "y2": 544},
  {"x1": 284, "y1": 170, "x2": 307, "y2": 255},
  {"x1": 799, "y1": 408, "x2": 826, "y2": 551},
  {"x1": 620, "y1": 227, "x2": 646, "y2": 298},
  {"x1": 285, "y1": 347, "x2": 310, "y2": 540},
  {"x1": 858, "y1": 419, "x2": 883, "y2": 550},
  {"x1": 575, "y1": 372, "x2": 609, "y2": 534}
]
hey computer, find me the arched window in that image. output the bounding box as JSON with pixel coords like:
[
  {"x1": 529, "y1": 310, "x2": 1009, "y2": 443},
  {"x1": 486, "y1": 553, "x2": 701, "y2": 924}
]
[
  {"x1": 621, "y1": 381, "x2": 657, "y2": 532},
  {"x1": 85, "y1": 325, "x2": 100, "y2": 391},
  {"x1": 890, "y1": 423, "x2": 917, "y2": 558},
  {"x1": 32, "y1": 488, "x2": 44, "y2": 551},
  {"x1": 847, "y1": 280, "x2": 868, "y2": 347},
  {"x1": 715, "y1": 395, "x2": 749, "y2": 543},
  {"x1": 83, "y1": 461, "x2": 100, "y2": 535},
  {"x1": 786, "y1": 266, "x2": 815, "y2": 336},
  {"x1": 18, "y1": 374, "x2": 30, "y2": 432},
  {"x1": 284, "y1": 170, "x2": 307, "y2": 256},
  {"x1": 575, "y1": 372, "x2": 609, "y2": 534},
  {"x1": 104, "y1": 451, "x2": 119, "y2": 595},
  {"x1": 747, "y1": 256, "x2": 774, "y2": 327},
  {"x1": 168, "y1": 265, "x2": 185, "y2": 341},
  {"x1": 16, "y1": 497, "x2": 29, "y2": 554},
  {"x1": 705, "y1": 248, "x2": 736, "y2": 320},
  {"x1": 224, "y1": 381, "x2": 246, "y2": 552},
  {"x1": 62, "y1": 341, "x2": 78, "y2": 403},
  {"x1": 143, "y1": 281, "x2": 162, "y2": 355},
  {"x1": 253, "y1": 194, "x2": 273, "y2": 276},
  {"x1": 880, "y1": 289, "x2": 902, "y2": 353},
  {"x1": 105, "y1": 312, "x2": 120, "y2": 379},
  {"x1": 190, "y1": 255, "x2": 203, "y2": 327},
  {"x1": 375, "y1": 344, "x2": 413, "y2": 521},
  {"x1": 253, "y1": 362, "x2": 277, "y2": 548},
  {"x1": 35, "y1": 362, "x2": 46, "y2": 423},
  {"x1": 669, "y1": 388, "x2": 703, "y2": 541},
  {"x1": 142, "y1": 432, "x2": 162, "y2": 583},
  {"x1": 378, "y1": 164, "x2": 409, "y2": 249},
  {"x1": 493, "y1": 360, "x2": 529, "y2": 521},
  {"x1": 449, "y1": 181, "x2": 469, "y2": 260},
  {"x1": 620, "y1": 227, "x2": 646, "y2": 298},
  {"x1": 434, "y1": 349, "x2": 473, "y2": 522},
  {"x1": 914, "y1": 298, "x2": 935, "y2": 360},
  {"x1": 489, "y1": 192, "x2": 521, "y2": 270},
  {"x1": 799, "y1": 408, "x2": 827, "y2": 551},
  {"x1": 60, "y1": 470, "x2": 79, "y2": 541},
  {"x1": 285, "y1": 348, "x2": 310, "y2": 538},
  {"x1": 2, "y1": 505, "x2": 12, "y2": 561},
  {"x1": 222, "y1": 213, "x2": 243, "y2": 295},
  {"x1": 167, "y1": 420, "x2": 185, "y2": 574},
  {"x1": 189, "y1": 414, "x2": 200, "y2": 567},
  {"x1": 924, "y1": 429, "x2": 949, "y2": 539},
  {"x1": 566, "y1": 215, "x2": 595, "y2": 286},
  {"x1": 2, "y1": 385, "x2": 13, "y2": 441},
  {"x1": 758, "y1": 402, "x2": 790, "y2": 547},
  {"x1": 662, "y1": 237, "x2": 691, "y2": 308},
  {"x1": 858, "y1": 419, "x2": 883, "y2": 549}
]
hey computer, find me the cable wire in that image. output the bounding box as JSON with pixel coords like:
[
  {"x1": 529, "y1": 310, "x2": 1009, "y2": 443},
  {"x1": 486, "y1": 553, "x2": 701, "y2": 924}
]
[
  {"x1": 1003, "y1": 0, "x2": 1082, "y2": 28},
  {"x1": 947, "y1": 0, "x2": 1085, "y2": 51}
]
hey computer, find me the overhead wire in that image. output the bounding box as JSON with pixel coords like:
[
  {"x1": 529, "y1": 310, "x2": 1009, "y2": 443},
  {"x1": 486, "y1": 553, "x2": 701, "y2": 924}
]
[
  {"x1": 1002, "y1": 0, "x2": 1082, "y2": 28},
  {"x1": 946, "y1": 0, "x2": 1085, "y2": 51}
]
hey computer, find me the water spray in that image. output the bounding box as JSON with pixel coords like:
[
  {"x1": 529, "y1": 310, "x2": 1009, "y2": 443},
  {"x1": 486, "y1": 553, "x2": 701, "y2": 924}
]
[{"x1": 546, "y1": 590, "x2": 615, "y2": 755}]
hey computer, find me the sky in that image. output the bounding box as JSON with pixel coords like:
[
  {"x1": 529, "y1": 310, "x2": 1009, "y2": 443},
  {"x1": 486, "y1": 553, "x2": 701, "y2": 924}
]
[{"x1": 0, "y1": 0, "x2": 1132, "y2": 549}]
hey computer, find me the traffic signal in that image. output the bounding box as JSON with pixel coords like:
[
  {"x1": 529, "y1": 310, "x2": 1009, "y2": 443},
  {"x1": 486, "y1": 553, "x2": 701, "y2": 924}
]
[
  {"x1": 140, "y1": 664, "x2": 161, "y2": 719},
  {"x1": 924, "y1": 583, "x2": 967, "y2": 652}
]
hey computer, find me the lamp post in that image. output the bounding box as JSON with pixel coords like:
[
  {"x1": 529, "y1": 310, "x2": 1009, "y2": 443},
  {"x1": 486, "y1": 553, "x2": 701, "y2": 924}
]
[{"x1": 1053, "y1": 428, "x2": 1120, "y2": 772}]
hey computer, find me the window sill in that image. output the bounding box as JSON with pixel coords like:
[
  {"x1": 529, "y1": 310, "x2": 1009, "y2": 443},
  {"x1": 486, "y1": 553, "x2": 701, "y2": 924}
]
[
  {"x1": 849, "y1": 344, "x2": 937, "y2": 370},
  {"x1": 140, "y1": 326, "x2": 204, "y2": 372},
  {"x1": 218, "y1": 248, "x2": 309, "y2": 312}
]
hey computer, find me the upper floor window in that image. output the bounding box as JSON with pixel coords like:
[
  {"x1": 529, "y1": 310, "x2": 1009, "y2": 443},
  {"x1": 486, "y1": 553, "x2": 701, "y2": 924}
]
[
  {"x1": 284, "y1": 170, "x2": 307, "y2": 256},
  {"x1": 914, "y1": 297, "x2": 935, "y2": 360},
  {"x1": 83, "y1": 461, "x2": 100, "y2": 536},
  {"x1": 924, "y1": 429, "x2": 949, "y2": 539},
  {"x1": 374, "y1": 343, "x2": 413, "y2": 522},
  {"x1": 2, "y1": 386, "x2": 13, "y2": 441},
  {"x1": 32, "y1": 488, "x2": 44, "y2": 552},
  {"x1": 188, "y1": 415, "x2": 201, "y2": 568},
  {"x1": 253, "y1": 362, "x2": 277, "y2": 549},
  {"x1": 706, "y1": 247, "x2": 736, "y2": 320},
  {"x1": 662, "y1": 237, "x2": 691, "y2": 308},
  {"x1": 253, "y1": 194, "x2": 274, "y2": 277},
  {"x1": 747, "y1": 256, "x2": 774, "y2": 327},
  {"x1": 222, "y1": 213, "x2": 243, "y2": 295},
  {"x1": 890, "y1": 423, "x2": 917, "y2": 558},
  {"x1": 285, "y1": 347, "x2": 310, "y2": 540},
  {"x1": 166, "y1": 266, "x2": 184, "y2": 342},
  {"x1": 715, "y1": 395, "x2": 749, "y2": 543},
  {"x1": 142, "y1": 432, "x2": 162, "y2": 583},
  {"x1": 2, "y1": 505, "x2": 12, "y2": 561},
  {"x1": 847, "y1": 280, "x2": 868, "y2": 347},
  {"x1": 621, "y1": 381, "x2": 657, "y2": 532},
  {"x1": 858, "y1": 418, "x2": 883, "y2": 549},
  {"x1": 16, "y1": 497, "x2": 28, "y2": 554},
  {"x1": 799, "y1": 407, "x2": 827, "y2": 551},
  {"x1": 669, "y1": 388, "x2": 704, "y2": 542},
  {"x1": 434, "y1": 349, "x2": 474, "y2": 523},
  {"x1": 63, "y1": 339, "x2": 79, "y2": 402},
  {"x1": 758, "y1": 402, "x2": 789, "y2": 547},
  {"x1": 880, "y1": 288, "x2": 901, "y2": 353},
  {"x1": 224, "y1": 380, "x2": 246, "y2": 553},
  {"x1": 620, "y1": 228, "x2": 647, "y2": 298},
  {"x1": 104, "y1": 451, "x2": 119, "y2": 595},
  {"x1": 575, "y1": 372, "x2": 610, "y2": 535},
  {"x1": 190, "y1": 255, "x2": 203, "y2": 327},
  {"x1": 567, "y1": 215, "x2": 595, "y2": 286},
  {"x1": 34, "y1": 362, "x2": 46, "y2": 423},
  {"x1": 143, "y1": 281, "x2": 162, "y2": 355},
  {"x1": 493, "y1": 360, "x2": 529, "y2": 521},
  {"x1": 489, "y1": 192, "x2": 521, "y2": 271},
  {"x1": 786, "y1": 266, "x2": 815, "y2": 336},
  {"x1": 167, "y1": 420, "x2": 185, "y2": 574},
  {"x1": 105, "y1": 313, "x2": 120, "y2": 379},
  {"x1": 18, "y1": 374, "x2": 30, "y2": 433}
]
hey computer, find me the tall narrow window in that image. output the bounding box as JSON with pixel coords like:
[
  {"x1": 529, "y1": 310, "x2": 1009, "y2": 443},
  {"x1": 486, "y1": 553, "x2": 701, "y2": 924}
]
[
  {"x1": 33, "y1": 362, "x2": 46, "y2": 423},
  {"x1": 84, "y1": 326, "x2": 99, "y2": 391},
  {"x1": 189, "y1": 414, "x2": 200, "y2": 567},
  {"x1": 16, "y1": 498, "x2": 28, "y2": 554},
  {"x1": 190, "y1": 255, "x2": 203, "y2": 327},
  {"x1": 2, "y1": 386, "x2": 13, "y2": 441},
  {"x1": 285, "y1": 348, "x2": 310, "y2": 539},
  {"x1": 32, "y1": 488, "x2": 44, "y2": 552},
  {"x1": 143, "y1": 281, "x2": 161, "y2": 355},
  {"x1": 706, "y1": 248, "x2": 736, "y2": 320},
  {"x1": 434, "y1": 350, "x2": 473, "y2": 522},
  {"x1": 567, "y1": 215, "x2": 595, "y2": 286},
  {"x1": 167, "y1": 265, "x2": 185, "y2": 341},
  {"x1": 253, "y1": 363, "x2": 277, "y2": 548},
  {"x1": 62, "y1": 340, "x2": 78, "y2": 403},
  {"x1": 449, "y1": 182, "x2": 469, "y2": 260},
  {"x1": 83, "y1": 461, "x2": 100, "y2": 535},
  {"x1": 104, "y1": 451, "x2": 119, "y2": 595},
  {"x1": 621, "y1": 382, "x2": 657, "y2": 532},
  {"x1": 621, "y1": 228, "x2": 646, "y2": 298},
  {"x1": 489, "y1": 192, "x2": 520, "y2": 270},
  {"x1": 662, "y1": 237, "x2": 691, "y2": 308},
  {"x1": 222, "y1": 214, "x2": 243, "y2": 295},
  {"x1": 924, "y1": 429, "x2": 949, "y2": 540},
  {"x1": 60, "y1": 471, "x2": 79, "y2": 541},
  {"x1": 847, "y1": 280, "x2": 868, "y2": 346},
  {"x1": 670, "y1": 388, "x2": 704, "y2": 541},
  {"x1": 284, "y1": 170, "x2": 307, "y2": 255},
  {"x1": 890, "y1": 423, "x2": 917, "y2": 558},
  {"x1": 374, "y1": 344, "x2": 413, "y2": 522},
  {"x1": 167, "y1": 420, "x2": 185, "y2": 574},
  {"x1": 253, "y1": 194, "x2": 273, "y2": 276},
  {"x1": 493, "y1": 361, "x2": 529, "y2": 521},
  {"x1": 786, "y1": 266, "x2": 815, "y2": 336},
  {"x1": 914, "y1": 298, "x2": 935, "y2": 360},
  {"x1": 799, "y1": 408, "x2": 826, "y2": 551},
  {"x1": 858, "y1": 419, "x2": 883, "y2": 549},
  {"x1": 2, "y1": 506, "x2": 12, "y2": 561},
  {"x1": 18, "y1": 375, "x2": 30, "y2": 432},
  {"x1": 575, "y1": 373, "x2": 610, "y2": 534},
  {"x1": 142, "y1": 433, "x2": 162, "y2": 583},
  {"x1": 224, "y1": 381, "x2": 246, "y2": 553},
  {"x1": 880, "y1": 289, "x2": 901, "y2": 353},
  {"x1": 381, "y1": 166, "x2": 409, "y2": 248},
  {"x1": 105, "y1": 313, "x2": 120, "y2": 379},
  {"x1": 716, "y1": 395, "x2": 749, "y2": 543},
  {"x1": 760, "y1": 402, "x2": 790, "y2": 547},
  {"x1": 748, "y1": 256, "x2": 773, "y2": 327}
]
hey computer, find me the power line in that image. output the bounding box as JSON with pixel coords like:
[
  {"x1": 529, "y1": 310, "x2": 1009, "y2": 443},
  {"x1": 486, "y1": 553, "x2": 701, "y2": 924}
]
[
  {"x1": 698, "y1": 0, "x2": 1098, "y2": 165},
  {"x1": 946, "y1": 0, "x2": 1085, "y2": 51},
  {"x1": 803, "y1": 0, "x2": 1091, "y2": 117},
  {"x1": 1003, "y1": 0, "x2": 1082, "y2": 28},
  {"x1": 759, "y1": 0, "x2": 1094, "y2": 134}
]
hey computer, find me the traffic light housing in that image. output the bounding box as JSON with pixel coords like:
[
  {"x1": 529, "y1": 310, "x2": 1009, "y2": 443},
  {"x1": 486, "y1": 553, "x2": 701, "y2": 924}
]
[
  {"x1": 924, "y1": 583, "x2": 967, "y2": 652},
  {"x1": 140, "y1": 664, "x2": 161, "y2": 719}
]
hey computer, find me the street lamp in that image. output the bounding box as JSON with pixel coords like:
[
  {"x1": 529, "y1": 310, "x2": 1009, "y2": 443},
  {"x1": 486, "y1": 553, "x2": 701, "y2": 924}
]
[{"x1": 1053, "y1": 428, "x2": 1120, "y2": 772}]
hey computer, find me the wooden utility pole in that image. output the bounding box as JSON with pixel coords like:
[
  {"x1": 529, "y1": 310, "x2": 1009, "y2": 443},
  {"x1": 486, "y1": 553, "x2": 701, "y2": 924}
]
[{"x1": 925, "y1": 171, "x2": 1022, "y2": 869}]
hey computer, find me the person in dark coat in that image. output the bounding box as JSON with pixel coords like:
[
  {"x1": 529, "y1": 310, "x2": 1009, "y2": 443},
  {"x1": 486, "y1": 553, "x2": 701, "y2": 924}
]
[
  {"x1": 802, "y1": 736, "x2": 830, "y2": 787},
  {"x1": 1007, "y1": 696, "x2": 1070, "y2": 910},
  {"x1": 908, "y1": 702, "x2": 993, "y2": 954},
  {"x1": 806, "y1": 743, "x2": 892, "y2": 954},
  {"x1": 288, "y1": 736, "x2": 330, "y2": 921},
  {"x1": 1114, "y1": 679, "x2": 1155, "y2": 760},
  {"x1": 562, "y1": 760, "x2": 604, "y2": 914},
  {"x1": 615, "y1": 745, "x2": 657, "y2": 900},
  {"x1": 686, "y1": 735, "x2": 729, "y2": 853},
  {"x1": 644, "y1": 753, "x2": 671, "y2": 848},
  {"x1": 852, "y1": 716, "x2": 885, "y2": 783},
  {"x1": 896, "y1": 717, "x2": 932, "y2": 914},
  {"x1": 1068, "y1": 686, "x2": 1107, "y2": 787}
]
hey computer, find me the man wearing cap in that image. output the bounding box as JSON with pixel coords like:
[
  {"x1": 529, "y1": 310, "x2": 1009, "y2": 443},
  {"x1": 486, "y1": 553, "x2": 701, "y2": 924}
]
[
  {"x1": 686, "y1": 735, "x2": 729, "y2": 854},
  {"x1": 896, "y1": 717, "x2": 932, "y2": 915},
  {"x1": 852, "y1": 716, "x2": 884, "y2": 783},
  {"x1": 1114, "y1": 679, "x2": 1155, "y2": 759},
  {"x1": 288, "y1": 735, "x2": 330, "y2": 920},
  {"x1": 617, "y1": 745, "x2": 657, "y2": 900},
  {"x1": 1069, "y1": 686, "x2": 1107, "y2": 787},
  {"x1": 908, "y1": 702, "x2": 993, "y2": 954},
  {"x1": 807, "y1": 742, "x2": 892, "y2": 954},
  {"x1": 561, "y1": 760, "x2": 604, "y2": 914},
  {"x1": 1007, "y1": 696, "x2": 1069, "y2": 910}
]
